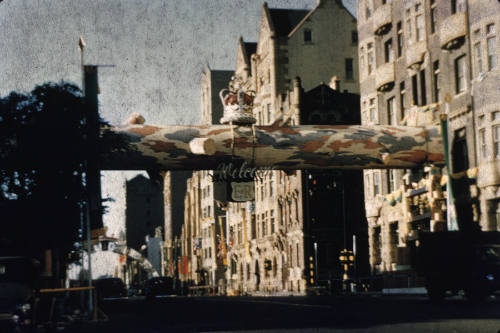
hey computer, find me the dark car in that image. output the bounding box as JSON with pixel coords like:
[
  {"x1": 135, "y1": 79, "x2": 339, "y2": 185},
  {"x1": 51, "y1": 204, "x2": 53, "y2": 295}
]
[
  {"x1": 92, "y1": 278, "x2": 128, "y2": 300},
  {"x1": 144, "y1": 277, "x2": 175, "y2": 300},
  {"x1": 0, "y1": 257, "x2": 39, "y2": 332}
]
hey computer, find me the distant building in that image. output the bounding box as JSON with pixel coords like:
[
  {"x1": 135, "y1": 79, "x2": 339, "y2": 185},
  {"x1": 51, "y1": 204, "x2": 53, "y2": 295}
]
[
  {"x1": 125, "y1": 175, "x2": 164, "y2": 253},
  {"x1": 179, "y1": 67, "x2": 233, "y2": 290},
  {"x1": 163, "y1": 171, "x2": 191, "y2": 278}
]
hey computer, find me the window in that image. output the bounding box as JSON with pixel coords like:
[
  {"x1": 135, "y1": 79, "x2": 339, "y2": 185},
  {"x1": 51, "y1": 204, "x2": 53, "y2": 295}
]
[
  {"x1": 430, "y1": 3, "x2": 437, "y2": 34},
  {"x1": 494, "y1": 112, "x2": 500, "y2": 159},
  {"x1": 384, "y1": 39, "x2": 394, "y2": 63},
  {"x1": 494, "y1": 125, "x2": 500, "y2": 158},
  {"x1": 452, "y1": 0, "x2": 465, "y2": 14},
  {"x1": 400, "y1": 81, "x2": 406, "y2": 119},
  {"x1": 455, "y1": 55, "x2": 466, "y2": 94},
  {"x1": 367, "y1": 43, "x2": 374, "y2": 75},
  {"x1": 388, "y1": 170, "x2": 396, "y2": 193},
  {"x1": 433, "y1": 61, "x2": 440, "y2": 103},
  {"x1": 269, "y1": 179, "x2": 274, "y2": 197},
  {"x1": 369, "y1": 98, "x2": 377, "y2": 123},
  {"x1": 479, "y1": 128, "x2": 488, "y2": 160},
  {"x1": 365, "y1": 0, "x2": 372, "y2": 19},
  {"x1": 373, "y1": 172, "x2": 380, "y2": 196},
  {"x1": 411, "y1": 74, "x2": 418, "y2": 105},
  {"x1": 365, "y1": 172, "x2": 372, "y2": 198},
  {"x1": 270, "y1": 210, "x2": 275, "y2": 234},
  {"x1": 352, "y1": 31, "x2": 358, "y2": 44},
  {"x1": 406, "y1": 14, "x2": 412, "y2": 46},
  {"x1": 475, "y1": 42, "x2": 483, "y2": 75},
  {"x1": 304, "y1": 29, "x2": 312, "y2": 43},
  {"x1": 397, "y1": 22, "x2": 403, "y2": 57},
  {"x1": 273, "y1": 257, "x2": 277, "y2": 277},
  {"x1": 487, "y1": 24, "x2": 497, "y2": 71},
  {"x1": 261, "y1": 213, "x2": 266, "y2": 236},
  {"x1": 345, "y1": 58, "x2": 354, "y2": 80},
  {"x1": 360, "y1": 47, "x2": 365, "y2": 77},
  {"x1": 267, "y1": 104, "x2": 272, "y2": 123},
  {"x1": 251, "y1": 215, "x2": 256, "y2": 239},
  {"x1": 420, "y1": 69, "x2": 427, "y2": 106},
  {"x1": 416, "y1": 14, "x2": 424, "y2": 42},
  {"x1": 387, "y1": 97, "x2": 396, "y2": 125}
]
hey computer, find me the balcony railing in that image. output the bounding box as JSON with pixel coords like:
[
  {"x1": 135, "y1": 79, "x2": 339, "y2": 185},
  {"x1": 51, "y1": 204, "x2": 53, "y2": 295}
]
[
  {"x1": 406, "y1": 40, "x2": 427, "y2": 70},
  {"x1": 440, "y1": 12, "x2": 467, "y2": 50},
  {"x1": 376, "y1": 62, "x2": 395, "y2": 92},
  {"x1": 373, "y1": 3, "x2": 392, "y2": 36}
]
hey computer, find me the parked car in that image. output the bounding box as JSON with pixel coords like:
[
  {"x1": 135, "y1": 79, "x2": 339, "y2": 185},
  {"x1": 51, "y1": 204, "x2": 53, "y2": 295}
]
[
  {"x1": 0, "y1": 256, "x2": 39, "y2": 332},
  {"x1": 92, "y1": 277, "x2": 128, "y2": 300},
  {"x1": 144, "y1": 277, "x2": 175, "y2": 300},
  {"x1": 415, "y1": 231, "x2": 500, "y2": 301}
]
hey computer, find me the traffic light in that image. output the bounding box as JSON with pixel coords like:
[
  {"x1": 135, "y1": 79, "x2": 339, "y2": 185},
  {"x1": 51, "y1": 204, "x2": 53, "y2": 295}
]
[
  {"x1": 309, "y1": 256, "x2": 314, "y2": 284},
  {"x1": 339, "y1": 249, "x2": 355, "y2": 280}
]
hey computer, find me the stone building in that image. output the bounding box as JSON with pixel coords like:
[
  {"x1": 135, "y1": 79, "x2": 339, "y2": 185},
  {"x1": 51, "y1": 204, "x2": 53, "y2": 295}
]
[
  {"x1": 223, "y1": 0, "x2": 362, "y2": 295},
  {"x1": 356, "y1": 0, "x2": 500, "y2": 277},
  {"x1": 179, "y1": 67, "x2": 233, "y2": 290}
]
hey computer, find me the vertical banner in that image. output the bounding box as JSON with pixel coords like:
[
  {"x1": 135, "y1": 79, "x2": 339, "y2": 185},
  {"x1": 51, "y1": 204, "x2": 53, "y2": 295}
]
[
  {"x1": 182, "y1": 256, "x2": 189, "y2": 275},
  {"x1": 218, "y1": 216, "x2": 228, "y2": 266}
]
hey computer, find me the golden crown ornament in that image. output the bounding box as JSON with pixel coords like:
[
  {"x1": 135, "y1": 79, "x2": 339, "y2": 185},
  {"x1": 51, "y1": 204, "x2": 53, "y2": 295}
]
[{"x1": 219, "y1": 76, "x2": 256, "y2": 125}]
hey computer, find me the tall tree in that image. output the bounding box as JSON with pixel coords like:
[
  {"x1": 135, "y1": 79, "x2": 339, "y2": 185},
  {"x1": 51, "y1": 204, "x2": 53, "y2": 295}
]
[{"x1": 0, "y1": 82, "x2": 103, "y2": 258}]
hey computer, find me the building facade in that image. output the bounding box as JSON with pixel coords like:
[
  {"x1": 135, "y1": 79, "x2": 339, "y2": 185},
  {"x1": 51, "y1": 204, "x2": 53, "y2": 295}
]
[
  {"x1": 223, "y1": 0, "x2": 363, "y2": 295},
  {"x1": 179, "y1": 68, "x2": 233, "y2": 291},
  {"x1": 357, "y1": 0, "x2": 500, "y2": 277}
]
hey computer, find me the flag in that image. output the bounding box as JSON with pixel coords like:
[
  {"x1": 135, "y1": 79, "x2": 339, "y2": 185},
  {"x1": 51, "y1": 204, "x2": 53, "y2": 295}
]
[{"x1": 181, "y1": 256, "x2": 189, "y2": 275}]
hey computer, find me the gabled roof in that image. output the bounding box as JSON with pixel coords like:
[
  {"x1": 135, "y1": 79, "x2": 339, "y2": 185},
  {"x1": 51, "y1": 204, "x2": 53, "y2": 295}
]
[
  {"x1": 287, "y1": 0, "x2": 357, "y2": 38},
  {"x1": 268, "y1": 8, "x2": 309, "y2": 36}
]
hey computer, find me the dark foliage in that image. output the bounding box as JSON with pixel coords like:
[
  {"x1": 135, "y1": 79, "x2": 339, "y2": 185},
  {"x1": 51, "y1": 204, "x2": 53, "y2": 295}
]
[{"x1": 0, "y1": 82, "x2": 105, "y2": 256}]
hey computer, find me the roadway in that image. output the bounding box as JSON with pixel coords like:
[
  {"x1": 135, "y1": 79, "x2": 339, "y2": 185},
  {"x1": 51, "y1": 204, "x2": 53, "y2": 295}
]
[{"x1": 73, "y1": 294, "x2": 500, "y2": 333}]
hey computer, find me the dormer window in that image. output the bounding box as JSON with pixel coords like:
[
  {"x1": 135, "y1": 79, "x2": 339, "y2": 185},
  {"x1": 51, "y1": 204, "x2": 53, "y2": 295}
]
[{"x1": 304, "y1": 29, "x2": 312, "y2": 43}]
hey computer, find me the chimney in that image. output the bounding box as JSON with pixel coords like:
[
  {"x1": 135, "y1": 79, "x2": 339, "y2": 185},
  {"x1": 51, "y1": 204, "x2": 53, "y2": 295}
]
[
  {"x1": 330, "y1": 75, "x2": 340, "y2": 91},
  {"x1": 293, "y1": 77, "x2": 302, "y2": 107}
]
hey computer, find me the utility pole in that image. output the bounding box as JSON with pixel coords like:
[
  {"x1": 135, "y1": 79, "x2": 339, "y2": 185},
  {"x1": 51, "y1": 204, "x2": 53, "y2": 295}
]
[{"x1": 78, "y1": 37, "x2": 94, "y2": 316}]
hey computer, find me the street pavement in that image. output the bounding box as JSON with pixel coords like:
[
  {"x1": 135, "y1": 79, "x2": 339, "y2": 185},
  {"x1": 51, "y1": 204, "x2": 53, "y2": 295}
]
[{"x1": 71, "y1": 294, "x2": 500, "y2": 333}]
